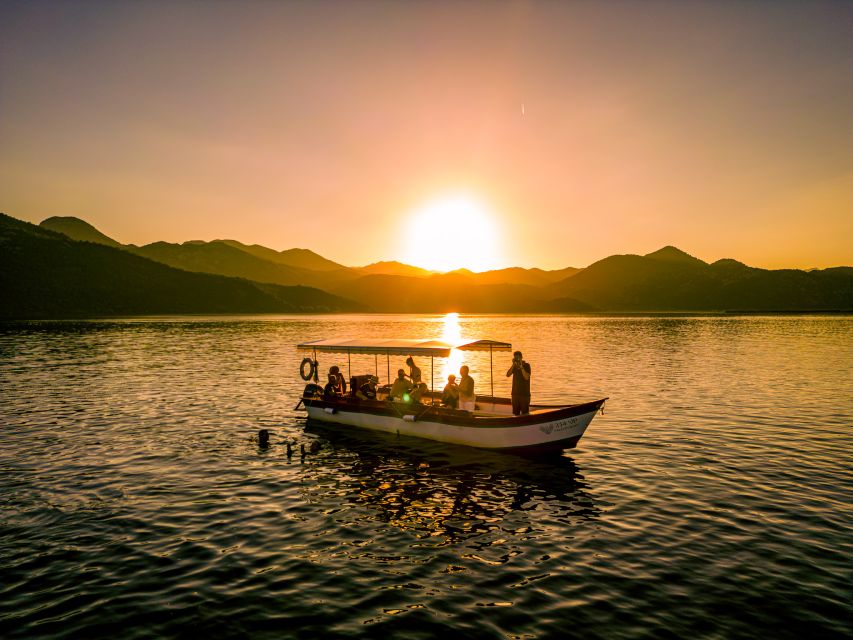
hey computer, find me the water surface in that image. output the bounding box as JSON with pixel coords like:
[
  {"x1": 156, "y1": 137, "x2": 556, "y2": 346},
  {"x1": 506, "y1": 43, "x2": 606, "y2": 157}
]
[{"x1": 1, "y1": 315, "x2": 851, "y2": 639}]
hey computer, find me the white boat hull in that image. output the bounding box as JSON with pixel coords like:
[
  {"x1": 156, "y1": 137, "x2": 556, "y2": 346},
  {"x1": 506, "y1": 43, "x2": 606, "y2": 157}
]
[{"x1": 304, "y1": 399, "x2": 604, "y2": 452}]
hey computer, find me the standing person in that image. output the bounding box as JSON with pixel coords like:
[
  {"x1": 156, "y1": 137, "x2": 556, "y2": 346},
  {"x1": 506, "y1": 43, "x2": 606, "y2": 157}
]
[
  {"x1": 458, "y1": 365, "x2": 476, "y2": 411},
  {"x1": 506, "y1": 350, "x2": 531, "y2": 415},
  {"x1": 405, "y1": 356, "x2": 422, "y2": 385},
  {"x1": 405, "y1": 356, "x2": 429, "y2": 403}
]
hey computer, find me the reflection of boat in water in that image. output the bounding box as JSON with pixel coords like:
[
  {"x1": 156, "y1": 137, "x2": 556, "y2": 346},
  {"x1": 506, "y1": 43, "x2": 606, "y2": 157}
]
[
  {"x1": 304, "y1": 420, "x2": 600, "y2": 543},
  {"x1": 296, "y1": 337, "x2": 607, "y2": 453}
]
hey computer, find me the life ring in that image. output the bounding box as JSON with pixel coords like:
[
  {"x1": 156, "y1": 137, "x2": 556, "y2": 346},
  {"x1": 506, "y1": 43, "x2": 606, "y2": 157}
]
[{"x1": 300, "y1": 357, "x2": 317, "y2": 381}]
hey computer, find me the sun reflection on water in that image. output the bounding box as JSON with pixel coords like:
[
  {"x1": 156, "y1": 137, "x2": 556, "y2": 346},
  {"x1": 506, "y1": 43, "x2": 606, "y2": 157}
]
[{"x1": 439, "y1": 313, "x2": 465, "y2": 386}]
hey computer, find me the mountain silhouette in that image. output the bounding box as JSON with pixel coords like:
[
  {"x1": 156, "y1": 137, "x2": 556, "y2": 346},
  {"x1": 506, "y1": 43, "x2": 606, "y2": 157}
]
[
  {"x1": 40, "y1": 216, "x2": 122, "y2": 247},
  {"x1": 37, "y1": 216, "x2": 582, "y2": 291},
  {"x1": 327, "y1": 273, "x2": 591, "y2": 313},
  {"x1": 2, "y1": 214, "x2": 362, "y2": 318},
  {"x1": 448, "y1": 266, "x2": 580, "y2": 287},
  {"x1": 354, "y1": 261, "x2": 434, "y2": 277},
  {"x1": 128, "y1": 240, "x2": 336, "y2": 288},
  {"x1": 15, "y1": 213, "x2": 853, "y2": 314},
  {"x1": 218, "y1": 240, "x2": 345, "y2": 271},
  {"x1": 547, "y1": 251, "x2": 852, "y2": 311},
  {"x1": 644, "y1": 245, "x2": 706, "y2": 266}
]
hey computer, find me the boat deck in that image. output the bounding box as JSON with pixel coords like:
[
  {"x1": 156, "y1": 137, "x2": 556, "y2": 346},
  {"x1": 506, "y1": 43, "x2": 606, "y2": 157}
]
[{"x1": 373, "y1": 391, "x2": 556, "y2": 418}]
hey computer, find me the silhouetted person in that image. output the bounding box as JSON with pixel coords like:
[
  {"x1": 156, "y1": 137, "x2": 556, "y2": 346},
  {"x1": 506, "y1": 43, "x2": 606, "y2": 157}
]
[
  {"x1": 405, "y1": 356, "x2": 422, "y2": 385},
  {"x1": 458, "y1": 365, "x2": 475, "y2": 411},
  {"x1": 442, "y1": 374, "x2": 460, "y2": 408},
  {"x1": 329, "y1": 366, "x2": 347, "y2": 395},
  {"x1": 324, "y1": 372, "x2": 341, "y2": 400},
  {"x1": 411, "y1": 381, "x2": 429, "y2": 404},
  {"x1": 405, "y1": 356, "x2": 428, "y2": 402},
  {"x1": 258, "y1": 429, "x2": 270, "y2": 447},
  {"x1": 506, "y1": 350, "x2": 531, "y2": 415},
  {"x1": 390, "y1": 368, "x2": 413, "y2": 401},
  {"x1": 356, "y1": 375, "x2": 379, "y2": 400}
]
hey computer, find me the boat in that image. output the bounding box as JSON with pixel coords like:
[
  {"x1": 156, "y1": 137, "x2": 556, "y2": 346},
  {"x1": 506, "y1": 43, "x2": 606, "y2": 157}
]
[{"x1": 295, "y1": 337, "x2": 607, "y2": 453}]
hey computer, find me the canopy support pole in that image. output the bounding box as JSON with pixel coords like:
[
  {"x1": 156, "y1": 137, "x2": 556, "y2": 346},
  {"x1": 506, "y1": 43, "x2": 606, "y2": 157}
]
[
  {"x1": 386, "y1": 353, "x2": 390, "y2": 385},
  {"x1": 374, "y1": 354, "x2": 378, "y2": 378},
  {"x1": 431, "y1": 356, "x2": 434, "y2": 404},
  {"x1": 490, "y1": 345, "x2": 494, "y2": 398},
  {"x1": 347, "y1": 349, "x2": 351, "y2": 381}
]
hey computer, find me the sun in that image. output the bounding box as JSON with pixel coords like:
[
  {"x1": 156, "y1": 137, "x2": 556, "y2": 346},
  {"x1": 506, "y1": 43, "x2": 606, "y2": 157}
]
[{"x1": 401, "y1": 193, "x2": 502, "y2": 272}]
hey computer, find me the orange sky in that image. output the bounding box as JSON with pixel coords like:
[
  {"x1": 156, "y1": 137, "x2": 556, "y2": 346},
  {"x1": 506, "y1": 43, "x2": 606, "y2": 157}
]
[{"x1": 1, "y1": 1, "x2": 851, "y2": 270}]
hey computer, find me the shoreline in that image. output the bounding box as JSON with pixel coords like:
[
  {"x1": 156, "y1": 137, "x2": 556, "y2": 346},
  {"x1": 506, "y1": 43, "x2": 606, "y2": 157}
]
[{"x1": 2, "y1": 310, "x2": 852, "y2": 322}]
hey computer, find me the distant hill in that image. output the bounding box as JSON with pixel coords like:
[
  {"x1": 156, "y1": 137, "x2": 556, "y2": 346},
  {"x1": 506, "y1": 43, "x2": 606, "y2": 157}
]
[
  {"x1": 539, "y1": 266, "x2": 582, "y2": 282},
  {"x1": 450, "y1": 266, "x2": 581, "y2": 287},
  {"x1": 40, "y1": 216, "x2": 122, "y2": 247},
  {"x1": 35, "y1": 216, "x2": 580, "y2": 292},
  {"x1": 644, "y1": 245, "x2": 706, "y2": 266},
  {"x1": 354, "y1": 261, "x2": 434, "y2": 278},
  {"x1": 1, "y1": 214, "x2": 362, "y2": 318},
  {"x1": 547, "y1": 249, "x2": 853, "y2": 311},
  {"x1": 278, "y1": 247, "x2": 346, "y2": 271},
  {"x1": 38, "y1": 216, "x2": 354, "y2": 288},
  {"x1": 219, "y1": 240, "x2": 345, "y2": 271},
  {"x1": 330, "y1": 272, "x2": 591, "y2": 313},
  {"x1": 127, "y1": 240, "x2": 336, "y2": 288}
]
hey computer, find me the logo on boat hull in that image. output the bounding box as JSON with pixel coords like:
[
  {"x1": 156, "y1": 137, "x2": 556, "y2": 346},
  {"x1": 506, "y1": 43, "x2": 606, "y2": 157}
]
[{"x1": 540, "y1": 416, "x2": 581, "y2": 435}]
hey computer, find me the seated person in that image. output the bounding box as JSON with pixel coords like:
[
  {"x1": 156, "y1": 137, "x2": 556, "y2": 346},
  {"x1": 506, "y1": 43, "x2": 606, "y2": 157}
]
[
  {"x1": 329, "y1": 365, "x2": 347, "y2": 395},
  {"x1": 389, "y1": 368, "x2": 413, "y2": 401},
  {"x1": 441, "y1": 374, "x2": 459, "y2": 408},
  {"x1": 323, "y1": 373, "x2": 342, "y2": 400},
  {"x1": 410, "y1": 382, "x2": 429, "y2": 404},
  {"x1": 356, "y1": 375, "x2": 379, "y2": 400}
]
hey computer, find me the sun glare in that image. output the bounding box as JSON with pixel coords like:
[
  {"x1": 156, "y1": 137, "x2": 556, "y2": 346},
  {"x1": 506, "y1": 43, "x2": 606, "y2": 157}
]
[
  {"x1": 439, "y1": 312, "x2": 464, "y2": 383},
  {"x1": 402, "y1": 193, "x2": 502, "y2": 272}
]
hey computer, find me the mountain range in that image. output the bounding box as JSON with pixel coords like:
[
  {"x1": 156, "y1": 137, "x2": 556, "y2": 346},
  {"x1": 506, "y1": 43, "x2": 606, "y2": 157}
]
[
  {"x1": 1, "y1": 214, "x2": 362, "y2": 318},
  {"x1": 0, "y1": 212, "x2": 848, "y2": 318}
]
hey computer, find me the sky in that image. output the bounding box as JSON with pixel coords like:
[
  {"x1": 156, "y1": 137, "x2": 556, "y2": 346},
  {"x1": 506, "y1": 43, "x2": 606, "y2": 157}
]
[{"x1": 1, "y1": 0, "x2": 851, "y2": 271}]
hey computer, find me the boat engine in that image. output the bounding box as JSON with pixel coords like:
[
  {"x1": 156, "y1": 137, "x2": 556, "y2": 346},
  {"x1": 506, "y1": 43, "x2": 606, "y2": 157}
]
[{"x1": 303, "y1": 383, "x2": 324, "y2": 399}]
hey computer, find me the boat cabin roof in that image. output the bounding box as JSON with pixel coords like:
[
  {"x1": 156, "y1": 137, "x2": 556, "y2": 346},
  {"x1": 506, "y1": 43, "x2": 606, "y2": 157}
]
[{"x1": 297, "y1": 338, "x2": 512, "y2": 357}]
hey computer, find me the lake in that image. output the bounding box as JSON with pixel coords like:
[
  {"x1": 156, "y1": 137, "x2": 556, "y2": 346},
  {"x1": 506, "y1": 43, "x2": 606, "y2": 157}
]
[{"x1": 1, "y1": 314, "x2": 851, "y2": 639}]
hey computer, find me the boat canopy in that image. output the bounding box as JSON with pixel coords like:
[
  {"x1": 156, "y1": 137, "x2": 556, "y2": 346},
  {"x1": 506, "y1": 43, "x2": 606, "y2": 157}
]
[{"x1": 297, "y1": 338, "x2": 512, "y2": 357}]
